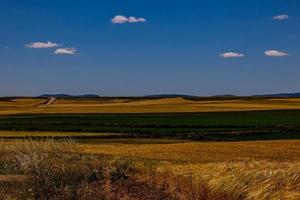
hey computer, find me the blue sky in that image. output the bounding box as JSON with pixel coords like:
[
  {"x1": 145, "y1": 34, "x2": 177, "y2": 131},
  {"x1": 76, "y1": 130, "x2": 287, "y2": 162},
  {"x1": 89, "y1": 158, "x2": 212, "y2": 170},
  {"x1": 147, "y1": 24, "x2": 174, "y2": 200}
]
[{"x1": 0, "y1": 0, "x2": 299, "y2": 96}]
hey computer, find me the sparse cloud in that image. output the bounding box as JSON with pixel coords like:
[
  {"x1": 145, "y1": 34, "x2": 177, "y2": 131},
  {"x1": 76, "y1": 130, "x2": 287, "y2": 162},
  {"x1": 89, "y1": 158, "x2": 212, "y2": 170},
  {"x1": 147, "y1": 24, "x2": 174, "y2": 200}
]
[
  {"x1": 265, "y1": 50, "x2": 289, "y2": 57},
  {"x1": 26, "y1": 41, "x2": 76, "y2": 55},
  {"x1": 26, "y1": 41, "x2": 59, "y2": 48},
  {"x1": 220, "y1": 52, "x2": 244, "y2": 58},
  {"x1": 111, "y1": 15, "x2": 146, "y2": 24},
  {"x1": 54, "y1": 48, "x2": 77, "y2": 55},
  {"x1": 273, "y1": 14, "x2": 289, "y2": 20}
]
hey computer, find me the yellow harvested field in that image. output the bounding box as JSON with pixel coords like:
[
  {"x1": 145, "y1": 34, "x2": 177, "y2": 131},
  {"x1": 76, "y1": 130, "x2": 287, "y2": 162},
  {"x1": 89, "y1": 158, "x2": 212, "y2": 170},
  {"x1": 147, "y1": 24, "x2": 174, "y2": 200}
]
[
  {"x1": 81, "y1": 139, "x2": 300, "y2": 163},
  {"x1": 80, "y1": 139, "x2": 300, "y2": 199},
  {"x1": 1, "y1": 97, "x2": 300, "y2": 115},
  {"x1": 1, "y1": 139, "x2": 300, "y2": 199}
]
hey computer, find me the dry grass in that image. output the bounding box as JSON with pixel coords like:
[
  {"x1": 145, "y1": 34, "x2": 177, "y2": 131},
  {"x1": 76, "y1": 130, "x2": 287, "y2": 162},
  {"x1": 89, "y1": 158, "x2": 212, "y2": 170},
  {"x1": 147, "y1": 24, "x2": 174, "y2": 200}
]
[
  {"x1": 0, "y1": 140, "x2": 230, "y2": 200},
  {"x1": 1, "y1": 139, "x2": 300, "y2": 199},
  {"x1": 158, "y1": 161, "x2": 300, "y2": 200},
  {"x1": 81, "y1": 139, "x2": 300, "y2": 199},
  {"x1": 1, "y1": 97, "x2": 300, "y2": 115}
]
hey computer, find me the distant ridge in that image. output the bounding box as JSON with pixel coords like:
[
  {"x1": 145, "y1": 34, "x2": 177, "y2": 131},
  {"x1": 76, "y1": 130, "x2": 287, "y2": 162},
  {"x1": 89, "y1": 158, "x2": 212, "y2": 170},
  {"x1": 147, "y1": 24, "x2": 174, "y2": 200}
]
[
  {"x1": 35, "y1": 92, "x2": 300, "y2": 99},
  {"x1": 211, "y1": 94, "x2": 237, "y2": 98},
  {"x1": 39, "y1": 94, "x2": 100, "y2": 98},
  {"x1": 143, "y1": 94, "x2": 198, "y2": 98},
  {"x1": 255, "y1": 93, "x2": 300, "y2": 98},
  {"x1": 38, "y1": 94, "x2": 198, "y2": 99}
]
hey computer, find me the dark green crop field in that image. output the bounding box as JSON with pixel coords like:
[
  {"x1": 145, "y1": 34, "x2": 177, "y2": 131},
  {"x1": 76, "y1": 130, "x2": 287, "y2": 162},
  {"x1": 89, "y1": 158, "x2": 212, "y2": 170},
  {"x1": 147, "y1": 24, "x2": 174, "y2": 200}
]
[{"x1": 1, "y1": 110, "x2": 300, "y2": 141}]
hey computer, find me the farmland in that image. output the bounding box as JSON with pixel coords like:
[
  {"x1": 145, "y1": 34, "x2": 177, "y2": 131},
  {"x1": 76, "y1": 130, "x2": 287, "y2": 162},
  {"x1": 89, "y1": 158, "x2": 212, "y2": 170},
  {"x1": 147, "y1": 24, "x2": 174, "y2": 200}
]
[
  {"x1": 1, "y1": 97, "x2": 300, "y2": 199},
  {"x1": 1, "y1": 97, "x2": 300, "y2": 115},
  {"x1": 0, "y1": 110, "x2": 300, "y2": 140},
  {"x1": 1, "y1": 139, "x2": 300, "y2": 199}
]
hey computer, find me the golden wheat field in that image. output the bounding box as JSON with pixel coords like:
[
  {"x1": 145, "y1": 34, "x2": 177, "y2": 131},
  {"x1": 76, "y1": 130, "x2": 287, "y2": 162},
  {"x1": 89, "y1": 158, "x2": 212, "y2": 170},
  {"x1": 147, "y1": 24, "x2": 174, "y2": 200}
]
[
  {"x1": 1, "y1": 97, "x2": 300, "y2": 199},
  {"x1": 1, "y1": 139, "x2": 300, "y2": 199},
  {"x1": 84, "y1": 139, "x2": 300, "y2": 199},
  {"x1": 50, "y1": 139, "x2": 300, "y2": 199},
  {"x1": 80, "y1": 139, "x2": 300, "y2": 163},
  {"x1": 1, "y1": 97, "x2": 300, "y2": 115}
]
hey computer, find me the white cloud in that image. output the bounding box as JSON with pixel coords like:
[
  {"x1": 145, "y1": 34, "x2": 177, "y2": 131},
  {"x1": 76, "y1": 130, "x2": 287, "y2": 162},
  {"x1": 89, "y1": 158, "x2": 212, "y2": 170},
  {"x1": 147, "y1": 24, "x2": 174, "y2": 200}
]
[
  {"x1": 54, "y1": 48, "x2": 77, "y2": 55},
  {"x1": 128, "y1": 17, "x2": 139, "y2": 23},
  {"x1": 220, "y1": 52, "x2": 244, "y2": 58},
  {"x1": 26, "y1": 41, "x2": 59, "y2": 48},
  {"x1": 273, "y1": 14, "x2": 289, "y2": 20},
  {"x1": 265, "y1": 50, "x2": 289, "y2": 57},
  {"x1": 111, "y1": 15, "x2": 128, "y2": 24},
  {"x1": 137, "y1": 18, "x2": 146, "y2": 22},
  {"x1": 111, "y1": 15, "x2": 146, "y2": 24}
]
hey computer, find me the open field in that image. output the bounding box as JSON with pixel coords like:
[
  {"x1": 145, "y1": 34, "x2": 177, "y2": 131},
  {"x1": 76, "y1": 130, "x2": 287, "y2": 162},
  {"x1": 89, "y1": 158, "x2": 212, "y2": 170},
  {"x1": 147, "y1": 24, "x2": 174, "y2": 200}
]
[
  {"x1": 2, "y1": 97, "x2": 300, "y2": 115},
  {"x1": 79, "y1": 139, "x2": 300, "y2": 163},
  {"x1": 1, "y1": 139, "x2": 300, "y2": 199},
  {"x1": 1, "y1": 97, "x2": 300, "y2": 199},
  {"x1": 1, "y1": 109, "x2": 300, "y2": 140}
]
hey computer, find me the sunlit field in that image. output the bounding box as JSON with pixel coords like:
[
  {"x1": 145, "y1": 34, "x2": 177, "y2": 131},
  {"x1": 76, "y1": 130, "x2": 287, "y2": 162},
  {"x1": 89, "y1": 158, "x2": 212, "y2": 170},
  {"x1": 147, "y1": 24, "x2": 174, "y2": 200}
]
[
  {"x1": 1, "y1": 97, "x2": 300, "y2": 199},
  {"x1": 1, "y1": 139, "x2": 300, "y2": 200},
  {"x1": 2, "y1": 97, "x2": 300, "y2": 115}
]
